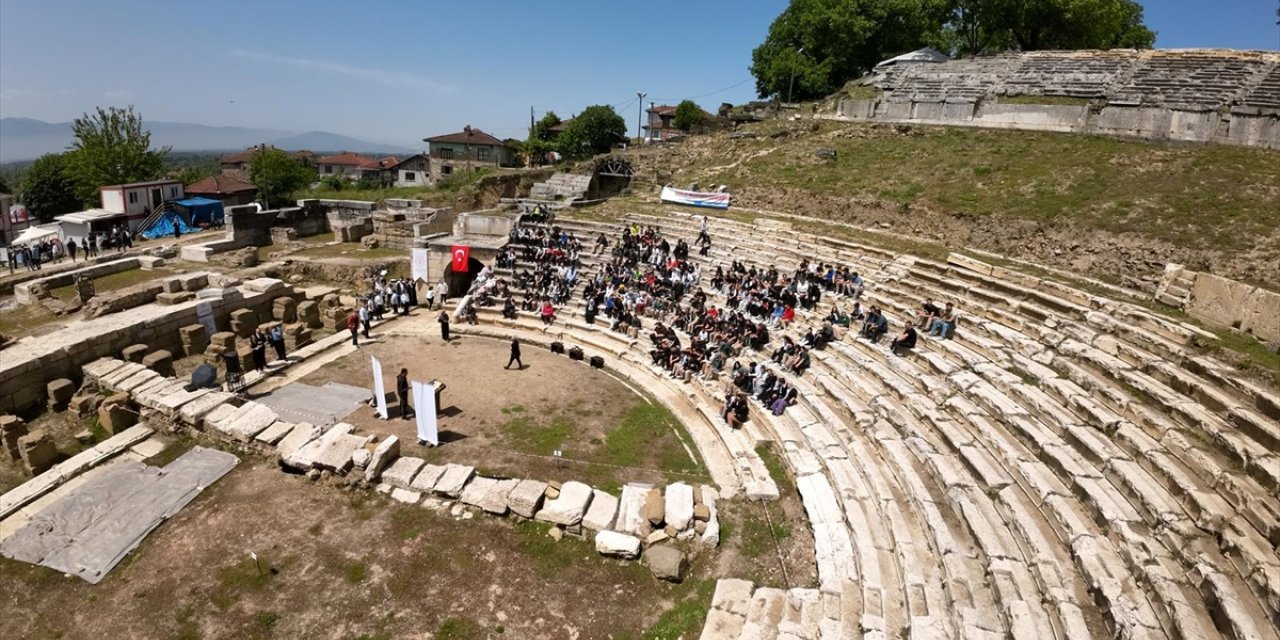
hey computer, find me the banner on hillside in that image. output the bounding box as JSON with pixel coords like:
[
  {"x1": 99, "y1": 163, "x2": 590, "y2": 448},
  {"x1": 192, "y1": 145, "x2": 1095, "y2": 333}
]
[
  {"x1": 411, "y1": 248, "x2": 430, "y2": 283},
  {"x1": 450, "y1": 245, "x2": 470, "y2": 273},
  {"x1": 413, "y1": 380, "x2": 439, "y2": 446},
  {"x1": 370, "y1": 356, "x2": 388, "y2": 419},
  {"x1": 659, "y1": 186, "x2": 731, "y2": 210}
]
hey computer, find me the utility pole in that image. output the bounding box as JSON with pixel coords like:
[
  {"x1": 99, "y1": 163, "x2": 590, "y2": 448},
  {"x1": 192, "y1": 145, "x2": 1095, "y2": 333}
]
[
  {"x1": 636, "y1": 92, "x2": 647, "y2": 145},
  {"x1": 788, "y1": 47, "x2": 805, "y2": 106}
]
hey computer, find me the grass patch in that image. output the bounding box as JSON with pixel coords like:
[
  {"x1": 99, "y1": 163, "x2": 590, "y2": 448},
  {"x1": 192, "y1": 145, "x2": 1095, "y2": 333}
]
[
  {"x1": 642, "y1": 578, "x2": 716, "y2": 640},
  {"x1": 736, "y1": 510, "x2": 791, "y2": 559},
  {"x1": 291, "y1": 243, "x2": 406, "y2": 261},
  {"x1": 436, "y1": 618, "x2": 485, "y2": 639},
  {"x1": 502, "y1": 414, "x2": 575, "y2": 457},
  {"x1": 47, "y1": 266, "x2": 177, "y2": 302},
  {"x1": 344, "y1": 561, "x2": 368, "y2": 584},
  {"x1": 145, "y1": 433, "x2": 198, "y2": 467},
  {"x1": 210, "y1": 555, "x2": 275, "y2": 611},
  {"x1": 603, "y1": 404, "x2": 702, "y2": 476},
  {"x1": 1008, "y1": 365, "x2": 1040, "y2": 386},
  {"x1": 254, "y1": 611, "x2": 280, "y2": 632},
  {"x1": 998, "y1": 95, "x2": 1090, "y2": 106},
  {"x1": 514, "y1": 520, "x2": 590, "y2": 577},
  {"x1": 754, "y1": 443, "x2": 794, "y2": 493}
]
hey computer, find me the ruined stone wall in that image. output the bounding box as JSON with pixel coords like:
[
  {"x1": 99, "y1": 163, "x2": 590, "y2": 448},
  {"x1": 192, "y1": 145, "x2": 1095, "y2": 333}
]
[{"x1": 1182, "y1": 272, "x2": 1280, "y2": 345}]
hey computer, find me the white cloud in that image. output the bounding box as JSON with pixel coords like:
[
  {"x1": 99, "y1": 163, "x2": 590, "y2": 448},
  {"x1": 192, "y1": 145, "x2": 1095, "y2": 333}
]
[
  {"x1": 230, "y1": 49, "x2": 453, "y2": 94},
  {"x1": 0, "y1": 88, "x2": 72, "y2": 101}
]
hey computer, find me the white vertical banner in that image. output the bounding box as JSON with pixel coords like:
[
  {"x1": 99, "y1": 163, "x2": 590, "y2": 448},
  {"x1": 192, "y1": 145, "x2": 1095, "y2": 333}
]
[
  {"x1": 370, "y1": 356, "x2": 388, "y2": 419},
  {"x1": 411, "y1": 248, "x2": 430, "y2": 284},
  {"x1": 413, "y1": 380, "x2": 439, "y2": 446}
]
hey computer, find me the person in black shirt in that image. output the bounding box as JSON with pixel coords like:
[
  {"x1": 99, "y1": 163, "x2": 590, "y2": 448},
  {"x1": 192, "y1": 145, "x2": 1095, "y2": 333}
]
[
  {"x1": 396, "y1": 368, "x2": 411, "y2": 420},
  {"x1": 506, "y1": 337, "x2": 523, "y2": 370},
  {"x1": 891, "y1": 326, "x2": 918, "y2": 356}
]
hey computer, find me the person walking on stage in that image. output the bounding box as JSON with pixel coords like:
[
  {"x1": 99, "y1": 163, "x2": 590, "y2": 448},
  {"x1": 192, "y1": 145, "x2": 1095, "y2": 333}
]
[
  {"x1": 396, "y1": 368, "x2": 411, "y2": 420},
  {"x1": 249, "y1": 328, "x2": 268, "y2": 373},
  {"x1": 438, "y1": 310, "x2": 451, "y2": 341},
  {"x1": 347, "y1": 309, "x2": 360, "y2": 347},
  {"x1": 506, "y1": 337, "x2": 523, "y2": 370}
]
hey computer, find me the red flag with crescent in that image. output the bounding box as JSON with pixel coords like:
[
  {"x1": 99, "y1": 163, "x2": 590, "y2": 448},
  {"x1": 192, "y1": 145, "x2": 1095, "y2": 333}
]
[{"x1": 450, "y1": 245, "x2": 470, "y2": 273}]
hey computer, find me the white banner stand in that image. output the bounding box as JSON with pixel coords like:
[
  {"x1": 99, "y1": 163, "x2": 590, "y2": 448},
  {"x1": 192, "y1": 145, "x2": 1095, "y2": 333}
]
[
  {"x1": 370, "y1": 356, "x2": 389, "y2": 420},
  {"x1": 413, "y1": 380, "x2": 440, "y2": 446},
  {"x1": 411, "y1": 247, "x2": 430, "y2": 284}
]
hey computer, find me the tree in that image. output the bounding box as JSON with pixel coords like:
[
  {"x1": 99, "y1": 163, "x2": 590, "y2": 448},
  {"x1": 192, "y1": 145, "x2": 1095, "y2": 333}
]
[
  {"x1": 20, "y1": 153, "x2": 82, "y2": 222},
  {"x1": 249, "y1": 148, "x2": 314, "y2": 208},
  {"x1": 556, "y1": 105, "x2": 627, "y2": 160},
  {"x1": 674, "y1": 100, "x2": 708, "y2": 132},
  {"x1": 64, "y1": 106, "x2": 169, "y2": 205},
  {"x1": 750, "y1": 0, "x2": 1154, "y2": 99},
  {"x1": 171, "y1": 165, "x2": 214, "y2": 188},
  {"x1": 524, "y1": 111, "x2": 562, "y2": 165}
]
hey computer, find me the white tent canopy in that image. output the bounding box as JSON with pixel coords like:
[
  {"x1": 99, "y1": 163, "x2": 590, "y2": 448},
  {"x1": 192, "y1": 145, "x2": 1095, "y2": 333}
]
[{"x1": 10, "y1": 224, "x2": 61, "y2": 245}]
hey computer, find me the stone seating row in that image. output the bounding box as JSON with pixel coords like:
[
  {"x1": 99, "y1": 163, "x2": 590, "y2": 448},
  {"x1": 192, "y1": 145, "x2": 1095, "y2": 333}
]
[
  {"x1": 614, "y1": 213, "x2": 1274, "y2": 634},
  {"x1": 1241, "y1": 65, "x2": 1280, "y2": 110}
]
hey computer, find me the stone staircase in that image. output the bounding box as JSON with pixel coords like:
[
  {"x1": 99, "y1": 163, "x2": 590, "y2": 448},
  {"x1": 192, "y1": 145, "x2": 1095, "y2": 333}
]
[
  {"x1": 528, "y1": 173, "x2": 593, "y2": 202},
  {"x1": 540, "y1": 210, "x2": 1280, "y2": 640}
]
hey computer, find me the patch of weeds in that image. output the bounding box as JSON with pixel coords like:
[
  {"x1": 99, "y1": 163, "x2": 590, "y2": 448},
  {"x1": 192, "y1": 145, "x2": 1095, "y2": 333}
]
[
  {"x1": 345, "y1": 561, "x2": 368, "y2": 584},
  {"x1": 390, "y1": 505, "x2": 431, "y2": 540},
  {"x1": 145, "y1": 434, "x2": 198, "y2": 467},
  {"x1": 502, "y1": 414, "x2": 575, "y2": 457},
  {"x1": 307, "y1": 522, "x2": 324, "y2": 536},
  {"x1": 605, "y1": 403, "x2": 703, "y2": 477},
  {"x1": 436, "y1": 618, "x2": 484, "y2": 640},
  {"x1": 514, "y1": 520, "x2": 586, "y2": 577},
  {"x1": 174, "y1": 604, "x2": 200, "y2": 640},
  {"x1": 210, "y1": 556, "x2": 274, "y2": 611},
  {"x1": 500, "y1": 404, "x2": 525, "y2": 415},
  {"x1": 643, "y1": 578, "x2": 715, "y2": 640},
  {"x1": 736, "y1": 511, "x2": 788, "y2": 559},
  {"x1": 254, "y1": 611, "x2": 280, "y2": 632},
  {"x1": 347, "y1": 494, "x2": 385, "y2": 521},
  {"x1": 754, "y1": 442, "x2": 794, "y2": 493},
  {"x1": 1007, "y1": 365, "x2": 1040, "y2": 386}
]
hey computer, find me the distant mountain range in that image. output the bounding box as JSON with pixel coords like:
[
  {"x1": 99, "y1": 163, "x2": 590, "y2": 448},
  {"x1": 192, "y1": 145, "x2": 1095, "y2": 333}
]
[{"x1": 0, "y1": 117, "x2": 418, "y2": 162}]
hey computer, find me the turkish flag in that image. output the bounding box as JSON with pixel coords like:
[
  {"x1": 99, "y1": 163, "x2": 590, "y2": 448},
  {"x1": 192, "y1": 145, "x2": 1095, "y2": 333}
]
[{"x1": 450, "y1": 245, "x2": 470, "y2": 273}]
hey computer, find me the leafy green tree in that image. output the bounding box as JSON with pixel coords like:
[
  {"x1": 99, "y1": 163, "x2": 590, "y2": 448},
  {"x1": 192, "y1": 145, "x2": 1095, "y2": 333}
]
[
  {"x1": 556, "y1": 105, "x2": 626, "y2": 160},
  {"x1": 172, "y1": 165, "x2": 214, "y2": 187},
  {"x1": 674, "y1": 100, "x2": 708, "y2": 132},
  {"x1": 64, "y1": 106, "x2": 169, "y2": 205},
  {"x1": 20, "y1": 153, "x2": 82, "y2": 222},
  {"x1": 524, "y1": 111, "x2": 562, "y2": 165},
  {"x1": 751, "y1": 0, "x2": 1155, "y2": 99},
  {"x1": 0, "y1": 176, "x2": 11, "y2": 194},
  {"x1": 249, "y1": 148, "x2": 314, "y2": 208}
]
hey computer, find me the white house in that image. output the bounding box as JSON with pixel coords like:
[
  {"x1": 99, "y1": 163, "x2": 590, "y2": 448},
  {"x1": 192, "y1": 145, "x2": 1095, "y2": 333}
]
[
  {"x1": 395, "y1": 154, "x2": 430, "y2": 187},
  {"x1": 99, "y1": 179, "x2": 184, "y2": 216}
]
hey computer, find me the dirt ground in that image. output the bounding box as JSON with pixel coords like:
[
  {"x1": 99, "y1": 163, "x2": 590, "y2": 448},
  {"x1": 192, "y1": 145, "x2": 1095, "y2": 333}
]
[{"x1": 292, "y1": 332, "x2": 708, "y2": 494}]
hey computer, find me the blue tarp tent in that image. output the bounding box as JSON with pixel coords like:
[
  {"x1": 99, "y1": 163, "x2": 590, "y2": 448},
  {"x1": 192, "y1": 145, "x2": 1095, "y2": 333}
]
[
  {"x1": 175, "y1": 197, "x2": 225, "y2": 226},
  {"x1": 140, "y1": 210, "x2": 197, "y2": 239}
]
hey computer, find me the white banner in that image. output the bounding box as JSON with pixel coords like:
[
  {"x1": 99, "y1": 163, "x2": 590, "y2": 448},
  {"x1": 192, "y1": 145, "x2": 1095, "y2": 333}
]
[
  {"x1": 413, "y1": 380, "x2": 439, "y2": 446},
  {"x1": 411, "y1": 248, "x2": 430, "y2": 284},
  {"x1": 659, "y1": 185, "x2": 731, "y2": 209},
  {"x1": 370, "y1": 356, "x2": 388, "y2": 419}
]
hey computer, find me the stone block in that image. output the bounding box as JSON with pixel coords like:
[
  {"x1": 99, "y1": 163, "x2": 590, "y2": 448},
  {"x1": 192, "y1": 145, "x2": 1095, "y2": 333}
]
[
  {"x1": 138, "y1": 256, "x2": 166, "y2": 270},
  {"x1": 122, "y1": 344, "x2": 149, "y2": 363},
  {"x1": 210, "y1": 332, "x2": 237, "y2": 350},
  {"x1": 1, "y1": 415, "x2": 28, "y2": 461},
  {"x1": 664, "y1": 482, "x2": 695, "y2": 532},
  {"x1": 507, "y1": 479, "x2": 548, "y2": 518},
  {"x1": 98, "y1": 394, "x2": 137, "y2": 434},
  {"x1": 535, "y1": 481, "x2": 594, "y2": 527},
  {"x1": 161, "y1": 278, "x2": 182, "y2": 293},
  {"x1": 364, "y1": 435, "x2": 400, "y2": 483},
  {"x1": 18, "y1": 430, "x2": 59, "y2": 475},
  {"x1": 46, "y1": 378, "x2": 77, "y2": 409},
  {"x1": 142, "y1": 350, "x2": 175, "y2": 377},
  {"x1": 180, "y1": 324, "x2": 209, "y2": 357},
  {"x1": 69, "y1": 393, "x2": 103, "y2": 418},
  {"x1": 156, "y1": 291, "x2": 195, "y2": 305},
  {"x1": 409, "y1": 463, "x2": 448, "y2": 493},
  {"x1": 433, "y1": 463, "x2": 475, "y2": 497},
  {"x1": 582, "y1": 489, "x2": 618, "y2": 532},
  {"x1": 644, "y1": 545, "x2": 686, "y2": 582},
  {"x1": 297, "y1": 301, "x2": 322, "y2": 329},
  {"x1": 273, "y1": 297, "x2": 298, "y2": 323},
  {"x1": 383, "y1": 456, "x2": 427, "y2": 489},
  {"x1": 229, "y1": 309, "x2": 258, "y2": 338},
  {"x1": 644, "y1": 487, "x2": 665, "y2": 526},
  {"x1": 595, "y1": 530, "x2": 642, "y2": 559},
  {"x1": 236, "y1": 346, "x2": 254, "y2": 373},
  {"x1": 616, "y1": 483, "x2": 653, "y2": 536},
  {"x1": 177, "y1": 273, "x2": 209, "y2": 291}
]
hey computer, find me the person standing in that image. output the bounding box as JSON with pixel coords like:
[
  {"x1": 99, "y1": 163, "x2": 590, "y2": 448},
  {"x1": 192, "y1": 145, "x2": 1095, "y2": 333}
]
[
  {"x1": 269, "y1": 324, "x2": 287, "y2": 362},
  {"x1": 438, "y1": 310, "x2": 451, "y2": 341},
  {"x1": 359, "y1": 303, "x2": 371, "y2": 339},
  {"x1": 506, "y1": 337, "x2": 523, "y2": 370},
  {"x1": 67, "y1": 239, "x2": 78, "y2": 262},
  {"x1": 347, "y1": 309, "x2": 360, "y2": 347},
  {"x1": 396, "y1": 368, "x2": 411, "y2": 420},
  {"x1": 249, "y1": 328, "x2": 268, "y2": 373}
]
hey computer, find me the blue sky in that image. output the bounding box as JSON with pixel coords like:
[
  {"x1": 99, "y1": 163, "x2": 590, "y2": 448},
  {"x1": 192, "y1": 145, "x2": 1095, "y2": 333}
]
[{"x1": 1, "y1": 0, "x2": 1276, "y2": 147}]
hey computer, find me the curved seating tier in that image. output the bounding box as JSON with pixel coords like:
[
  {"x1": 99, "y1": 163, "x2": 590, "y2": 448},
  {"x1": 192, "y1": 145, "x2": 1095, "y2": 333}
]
[{"x1": 487, "y1": 212, "x2": 1280, "y2": 639}]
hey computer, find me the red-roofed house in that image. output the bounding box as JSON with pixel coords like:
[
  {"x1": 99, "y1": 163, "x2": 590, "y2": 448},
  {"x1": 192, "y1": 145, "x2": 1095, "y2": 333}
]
[
  {"x1": 423, "y1": 126, "x2": 518, "y2": 183},
  {"x1": 317, "y1": 152, "x2": 376, "y2": 179},
  {"x1": 220, "y1": 146, "x2": 314, "y2": 178},
  {"x1": 185, "y1": 175, "x2": 259, "y2": 206},
  {"x1": 355, "y1": 156, "x2": 403, "y2": 186}
]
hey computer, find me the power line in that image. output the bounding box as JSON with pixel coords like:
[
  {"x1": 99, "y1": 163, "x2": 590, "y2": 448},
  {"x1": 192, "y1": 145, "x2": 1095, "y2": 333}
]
[{"x1": 651, "y1": 77, "x2": 754, "y2": 103}]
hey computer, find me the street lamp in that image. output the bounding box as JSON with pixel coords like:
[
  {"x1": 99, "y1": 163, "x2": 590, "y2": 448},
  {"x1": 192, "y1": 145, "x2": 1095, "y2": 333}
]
[{"x1": 787, "y1": 47, "x2": 805, "y2": 106}]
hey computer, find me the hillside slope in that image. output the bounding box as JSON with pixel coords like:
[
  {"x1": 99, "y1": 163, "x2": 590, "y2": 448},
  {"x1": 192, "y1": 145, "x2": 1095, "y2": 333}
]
[{"x1": 621, "y1": 120, "x2": 1280, "y2": 291}]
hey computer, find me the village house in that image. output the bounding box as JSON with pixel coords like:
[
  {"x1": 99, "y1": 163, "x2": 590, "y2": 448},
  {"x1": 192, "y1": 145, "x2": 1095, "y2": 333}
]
[
  {"x1": 392, "y1": 154, "x2": 430, "y2": 187},
  {"x1": 184, "y1": 175, "x2": 259, "y2": 207},
  {"x1": 219, "y1": 146, "x2": 314, "y2": 178},
  {"x1": 423, "y1": 127, "x2": 518, "y2": 183},
  {"x1": 355, "y1": 156, "x2": 403, "y2": 187},
  {"x1": 642, "y1": 104, "x2": 680, "y2": 143},
  {"x1": 317, "y1": 151, "x2": 376, "y2": 179}
]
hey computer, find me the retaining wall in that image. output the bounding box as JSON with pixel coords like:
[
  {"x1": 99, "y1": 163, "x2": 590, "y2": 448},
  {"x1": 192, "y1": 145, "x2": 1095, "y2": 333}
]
[{"x1": 13, "y1": 258, "x2": 140, "y2": 304}]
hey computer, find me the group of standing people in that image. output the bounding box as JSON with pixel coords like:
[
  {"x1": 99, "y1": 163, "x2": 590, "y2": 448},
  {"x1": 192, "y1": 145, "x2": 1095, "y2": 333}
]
[{"x1": 247, "y1": 324, "x2": 289, "y2": 372}]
